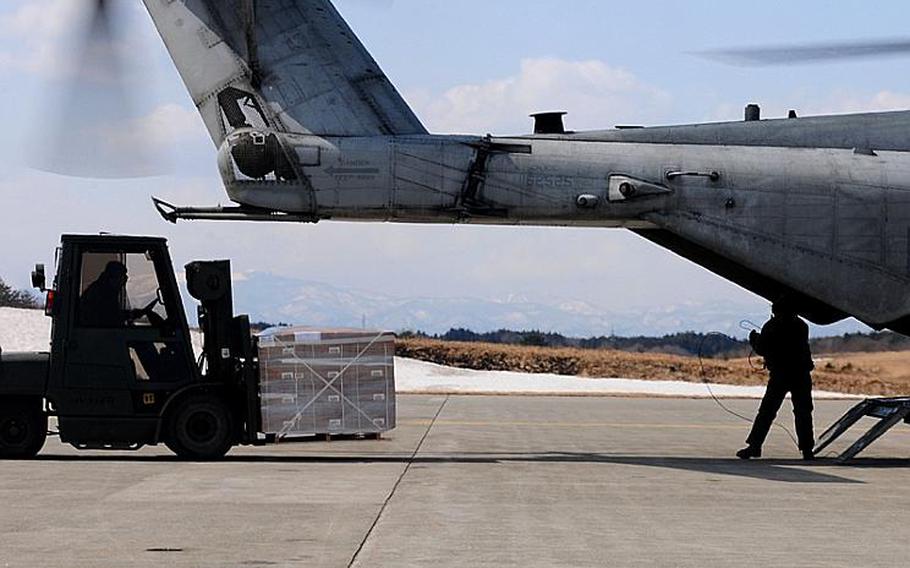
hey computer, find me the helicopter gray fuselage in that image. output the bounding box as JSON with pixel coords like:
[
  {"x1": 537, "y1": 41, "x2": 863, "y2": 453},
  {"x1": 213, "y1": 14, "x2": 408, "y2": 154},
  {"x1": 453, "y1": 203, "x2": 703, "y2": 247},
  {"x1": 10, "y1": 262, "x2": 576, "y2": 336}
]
[
  {"x1": 144, "y1": 0, "x2": 910, "y2": 334},
  {"x1": 214, "y1": 115, "x2": 910, "y2": 333}
]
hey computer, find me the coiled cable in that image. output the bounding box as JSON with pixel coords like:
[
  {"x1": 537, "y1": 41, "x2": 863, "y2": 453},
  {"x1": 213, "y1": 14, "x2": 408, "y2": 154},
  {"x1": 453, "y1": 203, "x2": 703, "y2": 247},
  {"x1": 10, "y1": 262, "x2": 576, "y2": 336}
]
[{"x1": 697, "y1": 330, "x2": 800, "y2": 449}]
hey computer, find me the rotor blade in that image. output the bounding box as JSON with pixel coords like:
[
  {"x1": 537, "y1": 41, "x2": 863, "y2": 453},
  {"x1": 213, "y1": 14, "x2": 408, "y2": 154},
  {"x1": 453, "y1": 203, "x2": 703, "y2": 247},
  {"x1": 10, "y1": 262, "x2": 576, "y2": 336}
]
[
  {"x1": 31, "y1": 0, "x2": 169, "y2": 179},
  {"x1": 699, "y1": 38, "x2": 910, "y2": 66}
]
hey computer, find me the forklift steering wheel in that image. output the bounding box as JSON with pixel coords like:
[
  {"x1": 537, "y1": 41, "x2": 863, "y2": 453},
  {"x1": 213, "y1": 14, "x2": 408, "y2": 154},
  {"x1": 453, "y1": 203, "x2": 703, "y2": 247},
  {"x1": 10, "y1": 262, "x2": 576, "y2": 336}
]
[
  {"x1": 126, "y1": 298, "x2": 162, "y2": 327},
  {"x1": 141, "y1": 298, "x2": 160, "y2": 314},
  {"x1": 142, "y1": 297, "x2": 168, "y2": 328}
]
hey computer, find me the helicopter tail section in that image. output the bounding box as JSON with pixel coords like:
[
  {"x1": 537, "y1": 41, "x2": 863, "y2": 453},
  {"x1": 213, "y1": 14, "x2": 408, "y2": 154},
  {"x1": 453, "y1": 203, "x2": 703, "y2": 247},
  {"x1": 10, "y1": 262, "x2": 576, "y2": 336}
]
[{"x1": 143, "y1": 0, "x2": 427, "y2": 146}]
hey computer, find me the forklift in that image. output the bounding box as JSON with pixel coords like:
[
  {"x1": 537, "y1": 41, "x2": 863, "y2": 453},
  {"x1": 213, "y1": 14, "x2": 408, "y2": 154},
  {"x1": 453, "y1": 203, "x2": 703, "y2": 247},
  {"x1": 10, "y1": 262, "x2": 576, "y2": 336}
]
[{"x1": 0, "y1": 235, "x2": 263, "y2": 460}]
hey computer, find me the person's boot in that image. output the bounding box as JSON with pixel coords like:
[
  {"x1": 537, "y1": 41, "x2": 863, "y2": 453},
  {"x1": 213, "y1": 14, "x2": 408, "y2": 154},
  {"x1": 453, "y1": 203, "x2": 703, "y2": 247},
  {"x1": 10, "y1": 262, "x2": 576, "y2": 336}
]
[
  {"x1": 802, "y1": 449, "x2": 815, "y2": 461},
  {"x1": 736, "y1": 446, "x2": 761, "y2": 460}
]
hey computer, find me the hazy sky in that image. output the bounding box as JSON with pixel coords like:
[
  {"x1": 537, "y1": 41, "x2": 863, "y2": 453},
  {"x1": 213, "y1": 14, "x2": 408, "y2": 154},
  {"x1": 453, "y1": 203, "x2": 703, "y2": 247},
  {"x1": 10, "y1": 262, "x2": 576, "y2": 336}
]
[{"x1": 2, "y1": 0, "x2": 909, "y2": 329}]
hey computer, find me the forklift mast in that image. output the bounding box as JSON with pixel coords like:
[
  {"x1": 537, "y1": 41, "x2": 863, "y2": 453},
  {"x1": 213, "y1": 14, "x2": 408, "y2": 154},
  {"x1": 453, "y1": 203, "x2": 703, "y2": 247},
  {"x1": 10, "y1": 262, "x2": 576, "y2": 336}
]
[
  {"x1": 185, "y1": 259, "x2": 263, "y2": 440},
  {"x1": 185, "y1": 260, "x2": 234, "y2": 381}
]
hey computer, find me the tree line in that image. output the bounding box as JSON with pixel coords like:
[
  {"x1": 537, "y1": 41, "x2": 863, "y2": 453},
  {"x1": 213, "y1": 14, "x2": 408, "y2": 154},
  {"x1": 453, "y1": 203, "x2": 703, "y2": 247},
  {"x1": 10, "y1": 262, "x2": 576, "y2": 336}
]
[
  {"x1": 401, "y1": 327, "x2": 910, "y2": 358},
  {"x1": 0, "y1": 278, "x2": 39, "y2": 309}
]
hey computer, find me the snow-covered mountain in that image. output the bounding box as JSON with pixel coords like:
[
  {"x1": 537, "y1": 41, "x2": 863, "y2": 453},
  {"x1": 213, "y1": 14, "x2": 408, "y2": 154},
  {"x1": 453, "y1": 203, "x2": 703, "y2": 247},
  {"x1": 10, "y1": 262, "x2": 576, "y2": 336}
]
[
  {"x1": 2, "y1": 273, "x2": 869, "y2": 343},
  {"x1": 225, "y1": 272, "x2": 868, "y2": 337}
]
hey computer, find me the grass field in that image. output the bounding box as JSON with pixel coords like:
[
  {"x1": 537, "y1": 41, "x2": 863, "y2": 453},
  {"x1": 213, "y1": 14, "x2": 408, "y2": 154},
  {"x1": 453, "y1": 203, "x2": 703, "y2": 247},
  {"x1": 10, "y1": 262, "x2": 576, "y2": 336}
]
[{"x1": 397, "y1": 338, "x2": 910, "y2": 396}]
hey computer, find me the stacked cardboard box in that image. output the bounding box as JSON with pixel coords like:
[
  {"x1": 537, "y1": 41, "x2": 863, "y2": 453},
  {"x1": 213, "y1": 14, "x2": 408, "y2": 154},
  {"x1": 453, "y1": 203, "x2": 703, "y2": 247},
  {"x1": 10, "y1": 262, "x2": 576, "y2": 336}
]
[{"x1": 258, "y1": 327, "x2": 396, "y2": 438}]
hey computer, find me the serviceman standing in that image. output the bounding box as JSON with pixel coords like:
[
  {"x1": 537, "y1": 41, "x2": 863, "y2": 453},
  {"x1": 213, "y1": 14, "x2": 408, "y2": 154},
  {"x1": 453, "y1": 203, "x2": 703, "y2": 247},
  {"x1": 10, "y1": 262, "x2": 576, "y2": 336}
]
[{"x1": 737, "y1": 298, "x2": 816, "y2": 460}]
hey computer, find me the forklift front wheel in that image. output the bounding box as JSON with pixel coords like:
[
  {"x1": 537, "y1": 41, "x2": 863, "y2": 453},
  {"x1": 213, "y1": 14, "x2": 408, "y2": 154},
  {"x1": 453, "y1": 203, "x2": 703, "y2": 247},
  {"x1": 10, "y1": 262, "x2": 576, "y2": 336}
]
[
  {"x1": 0, "y1": 399, "x2": 48, "y2": 459},
  {"x1": 165, "y1": 395, "x2": 234, "y2": 461}
]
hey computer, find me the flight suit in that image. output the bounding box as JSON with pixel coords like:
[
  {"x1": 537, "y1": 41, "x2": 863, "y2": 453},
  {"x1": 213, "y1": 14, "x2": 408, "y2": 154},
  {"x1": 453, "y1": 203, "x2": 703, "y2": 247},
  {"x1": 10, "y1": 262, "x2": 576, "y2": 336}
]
[
  {"x1": 746, "y1": 314, "x2": 815, "y2": 453},
  {"x1": 80, "y1": 267, "x2": 129, "y2": 328}
]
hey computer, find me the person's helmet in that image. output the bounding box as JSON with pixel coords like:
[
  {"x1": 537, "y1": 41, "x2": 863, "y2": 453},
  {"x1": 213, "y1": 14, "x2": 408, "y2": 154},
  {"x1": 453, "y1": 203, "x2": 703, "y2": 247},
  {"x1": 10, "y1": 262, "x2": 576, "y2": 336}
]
[
  {"x1": 772, "y1": 295, "x2": 796, "y2": 316},
  {"x1": 103, "y1": 261, "x2": 128, "y2": 281}
]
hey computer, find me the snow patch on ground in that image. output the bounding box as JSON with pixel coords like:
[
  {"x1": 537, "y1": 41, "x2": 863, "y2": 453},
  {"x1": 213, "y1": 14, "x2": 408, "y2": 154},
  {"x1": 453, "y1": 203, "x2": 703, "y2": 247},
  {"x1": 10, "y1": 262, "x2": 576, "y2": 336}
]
[
  {"x1": 0, "y1": 307, "x2": 203, "y2": 354},
  {"x1": 395, "y1": 358, "x2": 861, "y2": 399},
  {"x1": 0, "y1": 307, "x2": 862, "y2": 399},
  {"x1": 0, "y1": 308, "x2": 51, "y2": 353}
]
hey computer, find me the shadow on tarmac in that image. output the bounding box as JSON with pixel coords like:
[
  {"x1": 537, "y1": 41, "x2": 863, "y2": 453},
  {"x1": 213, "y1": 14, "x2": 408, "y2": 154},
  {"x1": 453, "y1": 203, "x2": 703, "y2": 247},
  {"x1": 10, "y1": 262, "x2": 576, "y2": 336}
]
[{"x1": 32, "y1": 451, "x2": 895, "y2": 483}]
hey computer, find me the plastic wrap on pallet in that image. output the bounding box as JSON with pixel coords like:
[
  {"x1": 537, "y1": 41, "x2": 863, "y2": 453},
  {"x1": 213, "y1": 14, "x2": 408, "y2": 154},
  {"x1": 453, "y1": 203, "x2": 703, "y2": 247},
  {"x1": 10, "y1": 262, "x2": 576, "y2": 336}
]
[{"x1": 258, "y1": 327, "x2": 396, "y2": 438}]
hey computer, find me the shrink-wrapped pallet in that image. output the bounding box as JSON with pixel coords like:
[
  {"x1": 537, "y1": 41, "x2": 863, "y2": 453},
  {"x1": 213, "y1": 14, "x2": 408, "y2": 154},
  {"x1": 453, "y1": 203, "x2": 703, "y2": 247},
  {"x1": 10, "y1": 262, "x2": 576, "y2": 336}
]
[{"x1": 258, "y1": 327, "x2": 396, "y2": 438}]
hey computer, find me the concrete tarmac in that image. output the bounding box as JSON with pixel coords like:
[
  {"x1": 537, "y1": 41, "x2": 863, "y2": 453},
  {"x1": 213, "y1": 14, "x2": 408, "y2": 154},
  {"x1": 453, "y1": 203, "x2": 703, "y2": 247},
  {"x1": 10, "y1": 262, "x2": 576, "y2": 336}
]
[{"x1": 2, "y1": 395, "x2": 910, "y2": 567}]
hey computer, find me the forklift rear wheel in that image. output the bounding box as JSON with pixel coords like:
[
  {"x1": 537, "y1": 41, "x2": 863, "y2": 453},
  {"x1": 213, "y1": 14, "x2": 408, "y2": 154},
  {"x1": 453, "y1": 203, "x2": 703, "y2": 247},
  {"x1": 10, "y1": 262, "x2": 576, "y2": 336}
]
[
  {"x1": 165, "y1": 395, "x2": 234, "y2": 460},
  {"x1": 0, "y1": 399, "x2": 48, "y2": 459}
]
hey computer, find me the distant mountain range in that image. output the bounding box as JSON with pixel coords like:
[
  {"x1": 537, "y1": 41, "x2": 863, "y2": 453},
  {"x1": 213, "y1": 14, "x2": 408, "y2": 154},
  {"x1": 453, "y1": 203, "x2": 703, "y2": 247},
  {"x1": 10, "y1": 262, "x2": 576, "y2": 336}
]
[{"x1": 205, "y1": 271, "x2": 870, "y2": 338}]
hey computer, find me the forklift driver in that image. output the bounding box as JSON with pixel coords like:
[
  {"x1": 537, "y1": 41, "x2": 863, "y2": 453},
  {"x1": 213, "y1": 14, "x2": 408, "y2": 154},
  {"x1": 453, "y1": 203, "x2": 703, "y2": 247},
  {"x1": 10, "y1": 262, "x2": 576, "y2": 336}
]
[
  {"x1": 80, "y1": 261, "x2": 173, "y2": 382},
  {"x1": 79, "y1": 261, "x2": 147, "y2": 327}
]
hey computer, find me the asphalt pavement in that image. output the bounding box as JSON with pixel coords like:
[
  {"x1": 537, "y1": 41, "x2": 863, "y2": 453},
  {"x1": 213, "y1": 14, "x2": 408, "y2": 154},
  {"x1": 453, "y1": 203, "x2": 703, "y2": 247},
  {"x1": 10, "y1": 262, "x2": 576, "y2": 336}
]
[{"x1": 2, "y1": 395, "x2": 909, "y2": 567}]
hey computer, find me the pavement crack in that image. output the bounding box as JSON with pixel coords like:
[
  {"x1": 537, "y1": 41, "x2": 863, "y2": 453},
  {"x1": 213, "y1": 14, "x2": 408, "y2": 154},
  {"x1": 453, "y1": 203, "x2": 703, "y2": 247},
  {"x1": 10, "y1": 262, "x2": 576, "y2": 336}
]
[{"x1": 347, "y1": 395, "x2": 450, "y2": 568}]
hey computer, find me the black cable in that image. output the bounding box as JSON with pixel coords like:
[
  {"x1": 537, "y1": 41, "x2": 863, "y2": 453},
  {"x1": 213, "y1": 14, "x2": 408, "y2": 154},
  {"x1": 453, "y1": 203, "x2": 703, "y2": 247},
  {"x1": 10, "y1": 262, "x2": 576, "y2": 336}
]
[{"x1": 697, "y1": 331, "x2": 801, "y2": 449}]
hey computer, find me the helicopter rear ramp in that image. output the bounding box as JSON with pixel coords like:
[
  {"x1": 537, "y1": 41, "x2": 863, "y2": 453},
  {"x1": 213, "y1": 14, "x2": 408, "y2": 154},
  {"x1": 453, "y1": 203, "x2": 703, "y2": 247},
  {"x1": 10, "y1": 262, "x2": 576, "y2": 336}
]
[{"x1": 813, "y1": 397, "x2": 910, "y2": 460}]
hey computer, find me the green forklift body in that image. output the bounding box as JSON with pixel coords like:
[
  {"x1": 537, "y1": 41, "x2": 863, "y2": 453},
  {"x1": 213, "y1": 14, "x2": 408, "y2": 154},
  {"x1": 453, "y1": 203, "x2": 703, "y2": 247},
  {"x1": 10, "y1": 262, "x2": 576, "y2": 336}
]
[
  {"x1": 47, "y1": 235, "x2": 199, "y2": 445},
  {"x1": 1, "y1": 234, "x2": 262, "y2": 455},
  {"x1": 0, "y1": 352, "x2": 49, "y2": 397}
]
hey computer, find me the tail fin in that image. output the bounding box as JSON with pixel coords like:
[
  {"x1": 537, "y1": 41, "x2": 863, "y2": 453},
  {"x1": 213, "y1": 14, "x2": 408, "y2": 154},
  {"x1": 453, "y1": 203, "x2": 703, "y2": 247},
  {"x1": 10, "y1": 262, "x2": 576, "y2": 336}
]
[{"x1": 143, "y1": 0, "x2": 426, "y2": 145}]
